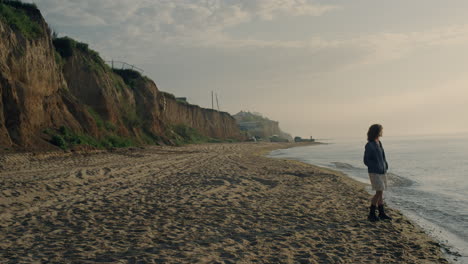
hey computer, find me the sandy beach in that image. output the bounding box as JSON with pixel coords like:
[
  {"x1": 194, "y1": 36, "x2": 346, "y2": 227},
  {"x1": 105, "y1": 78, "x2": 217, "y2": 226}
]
[{"x1": 0, "y1": 143, "x2": 448, "y2": 263}]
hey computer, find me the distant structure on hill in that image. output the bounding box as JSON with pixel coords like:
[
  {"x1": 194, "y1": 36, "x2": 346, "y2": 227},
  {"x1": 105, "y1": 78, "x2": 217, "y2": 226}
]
[{"x1": 233, "y1": 111, "x2": 292, "y2": 142}]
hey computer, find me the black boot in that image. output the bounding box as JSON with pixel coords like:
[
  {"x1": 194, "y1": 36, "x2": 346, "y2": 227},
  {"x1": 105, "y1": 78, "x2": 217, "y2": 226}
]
[
  {"x1": 378, "y1": 204, "x2": 392, "y2": 221},
  {"x1": 368, "y1": 205, "x2": 379, "y2": 222}
]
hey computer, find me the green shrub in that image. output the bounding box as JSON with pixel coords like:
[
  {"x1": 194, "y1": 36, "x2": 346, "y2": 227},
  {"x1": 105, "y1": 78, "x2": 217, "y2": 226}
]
[
  {"x1": 59, "y1": 125, "x2": 71, "y2": 137},
  {"x1": 0, "y1": 1, "x2": 43, "y2": 39},
  {"x1": 51, "y1": 135, "x2": 67, "y2": 150},
  {"x1": 102, "y1": 135, "x2": 134, "y2": 148},
  {"x1": 52, "y1": 37, "x2": 75, "y2": 58},
  {"x1": 104, "y1": 121, "x2": 116, "y2": 132},
  {"x1": 113, "y1": 69, "x2": 142, "y2": 89},
  {"x1": 46, "y1": 126, "x2": 137, "y2": 150},
  {"x1": 54, "y1": 51, "x2": 63, "y2": 66},
  {"x1": 53, "y1": 37, "x2": 104, "y2": 71},
  {"x1": 141, "y1": 130, "x2": 160, "y2": 145},
  {"x1": 76, "y1": 42, "x2": 89, "y2": 52}
]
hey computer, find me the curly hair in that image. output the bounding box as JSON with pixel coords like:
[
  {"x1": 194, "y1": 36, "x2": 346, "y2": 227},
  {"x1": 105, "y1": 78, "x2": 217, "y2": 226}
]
[{"x1": 367, "y1": 124, "x2": 383, "y2": 141}]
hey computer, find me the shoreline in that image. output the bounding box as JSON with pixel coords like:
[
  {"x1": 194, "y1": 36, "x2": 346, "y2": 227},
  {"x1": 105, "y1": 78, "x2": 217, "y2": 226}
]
[
  {"x1": 269, "y1": 143, "x2": 465, "y2": 263},
  {"x1": 0, "y1": 142, "x2": 448, "y2": 263}
]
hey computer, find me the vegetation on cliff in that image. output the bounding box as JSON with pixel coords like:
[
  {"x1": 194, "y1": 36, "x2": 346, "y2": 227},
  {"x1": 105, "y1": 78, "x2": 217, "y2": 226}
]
[
  {"x1": 53, "y1": 37, "x2": 90, "y2": 58},
  {"x1": 167, "y1": 124, "x2": 234, "y2": 146},
  {"x1": 0, "y1": 0, "x2": 42, "y2": 39},
  {"x1": 53, "y1": 36, "x2": 108, "y2": 73},
  {"x1": 45, "y1": 126, "x2": 134, "y2": 150}
]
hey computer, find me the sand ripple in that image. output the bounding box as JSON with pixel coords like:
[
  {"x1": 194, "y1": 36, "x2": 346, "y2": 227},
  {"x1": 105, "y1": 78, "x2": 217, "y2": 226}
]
[{"x1": 0, "y1": 143, "x2": 448, "y2": 263}]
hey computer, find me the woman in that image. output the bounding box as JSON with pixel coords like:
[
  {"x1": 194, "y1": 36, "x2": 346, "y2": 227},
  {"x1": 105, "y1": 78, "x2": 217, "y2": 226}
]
[{"x1": 363, "y1": 124, "x2": 392, "y2": 222}]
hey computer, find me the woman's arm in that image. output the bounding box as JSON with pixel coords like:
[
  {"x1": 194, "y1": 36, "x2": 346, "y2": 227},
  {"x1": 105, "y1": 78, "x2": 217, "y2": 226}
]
[
  {"x1": 364, "y1": 143, "x2": 374, "y2": 166},
  {"x1": 380, "y1": 142, "x2": 389, "y2": 172}
]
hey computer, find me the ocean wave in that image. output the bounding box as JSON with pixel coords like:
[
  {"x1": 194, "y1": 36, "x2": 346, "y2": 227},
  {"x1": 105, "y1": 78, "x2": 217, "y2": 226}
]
[
  {"x1": 330, "y1": 162, "x2": 360, "y2": 170},
  {"x1": 386, "y1": 172, "x2": 415, "y2": 187}
]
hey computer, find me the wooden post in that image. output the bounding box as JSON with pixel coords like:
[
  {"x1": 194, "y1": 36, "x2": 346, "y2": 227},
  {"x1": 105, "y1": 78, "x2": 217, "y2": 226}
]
[{"x1": 216, "y1": 93, "x2": 220, "y2": 111}]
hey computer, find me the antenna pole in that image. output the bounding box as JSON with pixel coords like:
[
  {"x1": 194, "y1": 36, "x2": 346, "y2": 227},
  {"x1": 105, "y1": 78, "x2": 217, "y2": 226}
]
[
  {"x1": 216, "y1": 93, "x2": 220, "y2": 111},
  {"x1": 211, "y1": 91, "x2": 214, "y2": 109}
]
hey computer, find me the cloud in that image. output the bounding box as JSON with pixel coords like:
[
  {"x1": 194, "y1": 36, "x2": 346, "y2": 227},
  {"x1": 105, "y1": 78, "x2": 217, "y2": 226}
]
[
  {"x1": 30, "y1": 0, "x2": 341, "y2": 64},
  {"x1": 30, "y1": 0, "x2": 468, "y2": 70},
  {"x1": 32, "y1": 0, "x2": 336, "y2": 36},
  {"x1": 349, "y1": 24, "x2": 468, "y2": 65}
]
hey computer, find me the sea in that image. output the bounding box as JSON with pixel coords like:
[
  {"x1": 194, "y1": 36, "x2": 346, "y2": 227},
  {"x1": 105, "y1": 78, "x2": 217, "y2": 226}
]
[{"x1": 269, "y1": 134, "x2": 468, "y2": 263}]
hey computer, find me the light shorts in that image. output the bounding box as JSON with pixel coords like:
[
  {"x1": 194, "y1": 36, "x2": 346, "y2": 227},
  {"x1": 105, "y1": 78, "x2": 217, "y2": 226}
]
[{"x1": 369, "y1": 173, "x2": 387, "y2": 191}]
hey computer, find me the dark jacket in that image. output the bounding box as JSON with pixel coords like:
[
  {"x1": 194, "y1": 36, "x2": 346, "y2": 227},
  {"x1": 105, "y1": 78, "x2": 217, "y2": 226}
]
[{"x1": 363, "y1": 140, "x2": 388, "y2": 174}]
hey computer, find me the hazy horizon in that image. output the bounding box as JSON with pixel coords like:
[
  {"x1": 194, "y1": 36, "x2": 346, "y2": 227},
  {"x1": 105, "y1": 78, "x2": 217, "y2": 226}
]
[{"x1": 27, "y1": 0, "x2": 468, "y2": 139}]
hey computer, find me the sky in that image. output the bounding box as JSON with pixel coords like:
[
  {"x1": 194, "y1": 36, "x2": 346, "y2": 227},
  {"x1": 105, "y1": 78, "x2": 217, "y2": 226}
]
[{"x1": 28, "y1": 0, "x2": 468, "y2": 139}]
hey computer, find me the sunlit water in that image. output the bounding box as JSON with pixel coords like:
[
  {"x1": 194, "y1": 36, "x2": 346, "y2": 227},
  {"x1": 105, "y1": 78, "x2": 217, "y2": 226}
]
[{"x1": 269, "y1": 134, "x2": 468, "y2": 263}]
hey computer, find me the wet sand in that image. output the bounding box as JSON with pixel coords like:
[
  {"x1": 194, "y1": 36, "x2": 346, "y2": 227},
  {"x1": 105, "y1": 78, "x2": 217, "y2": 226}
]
[{"x1": 0, "y1": 143, "x2": 448, "y2": 263}]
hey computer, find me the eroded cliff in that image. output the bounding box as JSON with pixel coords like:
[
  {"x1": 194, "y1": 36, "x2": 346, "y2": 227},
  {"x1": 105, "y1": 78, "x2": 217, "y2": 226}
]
[
  {"x1": 0, "y1": 1, "x2": 242, "y2": 150},
  {"x1": 0, "y1": 2, "x2": 97, "y2": 148},
  {"x1": 115, "y1": 70, "x2": 243, "y2": 143}
]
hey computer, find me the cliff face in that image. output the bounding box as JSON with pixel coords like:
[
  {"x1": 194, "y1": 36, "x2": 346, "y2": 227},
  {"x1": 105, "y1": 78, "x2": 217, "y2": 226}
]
[
  {"x1": 60, "y1": 42, "x2": 135, "y2": 137},
  {"x1": 119, "y1": 72, "x2": 243, "y2": 141},
  {"x1": 0, "y1": 2, "x2": 242, "y2": 149},
  {"x1": 0, "y1": 5, "x2": 96, "y2": 148},
  {"x1": 161, "y1": 93, "x2": 242, "y2": 140}
]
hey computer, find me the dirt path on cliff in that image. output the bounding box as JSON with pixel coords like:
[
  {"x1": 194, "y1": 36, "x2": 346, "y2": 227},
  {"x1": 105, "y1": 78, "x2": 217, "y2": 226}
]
[{"x1": 0, "y1": 143, "x2": 447, "y2": 263}]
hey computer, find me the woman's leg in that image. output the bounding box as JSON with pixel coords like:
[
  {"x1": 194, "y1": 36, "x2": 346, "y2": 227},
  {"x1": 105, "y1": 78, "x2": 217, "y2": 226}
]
[
  {"x1": 372, "y1": 191, "x2": 382, "y2": 205},
  {"x1": 377, "y1": 191, "x2": 392, "y2": 220},
  {"x1": 368, "y1": 191, "x2": 382, "y2": 221},
  {"x1": 377, "y1": 191, "x2": 384, "y2": 205}
]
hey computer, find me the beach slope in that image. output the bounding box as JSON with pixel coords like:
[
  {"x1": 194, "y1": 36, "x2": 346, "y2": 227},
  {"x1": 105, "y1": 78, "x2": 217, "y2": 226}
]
[{"x1": 0, "y1": 143, "x2": 447, "y2": 263}]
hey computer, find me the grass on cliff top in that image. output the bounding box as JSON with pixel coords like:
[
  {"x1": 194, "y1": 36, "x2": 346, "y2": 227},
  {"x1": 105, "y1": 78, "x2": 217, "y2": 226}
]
[
  {"x1": 53, "y1": 36, "x2": 95, "y2": 58},
  {"x1": 0, "y1": 0, "x2": 43, "y2": 39},
  {"x1": 112, "y1": 69, "x2": 144, "y2": 90},
  {"x1": 53, "y1": 36, "x2": 109, "y2": 74}
]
